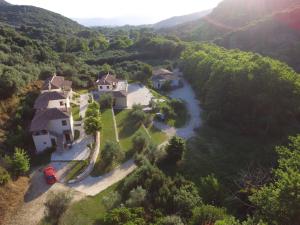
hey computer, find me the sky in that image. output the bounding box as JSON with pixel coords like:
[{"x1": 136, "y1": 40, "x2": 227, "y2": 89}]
[{"x1": 6, "y1": 0, "x2": 222, "y2": 25}]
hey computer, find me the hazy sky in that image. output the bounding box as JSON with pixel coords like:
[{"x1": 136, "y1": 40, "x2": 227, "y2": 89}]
[{"x1": 6, "y1": 0, "x2": 222, "y2": 24}]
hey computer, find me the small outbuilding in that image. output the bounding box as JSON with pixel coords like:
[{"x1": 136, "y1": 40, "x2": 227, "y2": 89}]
[{"x1": 151, "y1": 69, "x2": 182, "y2": 90}]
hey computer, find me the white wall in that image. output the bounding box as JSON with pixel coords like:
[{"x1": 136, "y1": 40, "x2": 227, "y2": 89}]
[
  {"x1": 98, "y1": 84, "x2": 113, "y2": 91},
  {"x1": 41, "y1": 88, "x2": 62, "y2": 93},
  {"x1": 32, "y1": 134, "x2": 52, "y2": 153},
  {"x1": 48, "y1": 118, "x2": 72, "y2": 135}
]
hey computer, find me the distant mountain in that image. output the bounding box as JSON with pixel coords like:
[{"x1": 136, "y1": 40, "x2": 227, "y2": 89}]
[
  {"x1": 0, "y1": 2, "x2": 84, "y2": 34},
  {"x1": 160, "y1": 0, "x2": 300, "y2": 41},
  {"x1": 0, "y1": 0, "x2": 10, "y2": 6},
  {"x1": 216, "y1": 5, "x2": 300, "y2": 71},
  {"x1": 153, "y1": 10, "x2": 211, "y2": 29}
]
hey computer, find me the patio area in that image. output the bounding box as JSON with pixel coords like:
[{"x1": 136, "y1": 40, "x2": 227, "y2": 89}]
[
  {"x1": 51, "y1": 134, "x2": 93, "y2": 161},
  {"x1": 127, "y1": 83, "x2": 153, "y2": 108}
]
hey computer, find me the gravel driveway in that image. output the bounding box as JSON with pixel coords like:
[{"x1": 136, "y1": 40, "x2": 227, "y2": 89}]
[
  {"x1": 69, "y1": 159, "x2": 137, "y2": 196},
  {"x1": 154, "y1": 79, "x2": 202, "y2": 139},
  {"x1": 5, "y1": 168, "x2": 85, "y2": 225}
]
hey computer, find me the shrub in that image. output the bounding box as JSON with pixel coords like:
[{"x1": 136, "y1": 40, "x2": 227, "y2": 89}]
[
  {"x1": 132, "y1": 132, "x2": 149, "y2": 152},
  {"x1": 44, "y1": 191, "x2": 72, "y2": 224},
  {"x1": 156, "y1": 215, "x2": 184, "y2": 225},
  {"x1": 165, "y1": 136, "x2": 186, "y2": 164},
  {"x1": 11, "y1": 148, "x2": 30, "y2": 176},
  {"x1": 99, "y1": 93, "x2": 113, "y2": 109},
  {"x1": 102, "y1": 141, "x2": 124, "y2": 165},
  {"x1": 126, "y1": 186, "x2": 147, "y2": 207},
  {"x1": 190, "y1": 205, "x2": 229, "y2": 225},
  {"x1": 0, "y1": 166, "x2": 10, "y2": 185}
]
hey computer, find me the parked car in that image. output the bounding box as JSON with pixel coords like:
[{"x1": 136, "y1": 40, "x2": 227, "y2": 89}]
[
  {"x1": 43, "y1": 166, "x2": 57, "y2": 184},
  {"x1": 155, "y1": 113, "x2": 165, "y2": 121}
]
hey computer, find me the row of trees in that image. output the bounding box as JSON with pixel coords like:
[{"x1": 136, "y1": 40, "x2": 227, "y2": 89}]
[{"x1": 181, "y1": 43, "x2": 300, "y2": 136}]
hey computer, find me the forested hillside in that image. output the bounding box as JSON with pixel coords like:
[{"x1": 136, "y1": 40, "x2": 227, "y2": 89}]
[
  {"x1": 216, "y1": 6, "x2": 300, "y2": 71},
  {"x1": 160, "y1": 0, "x2": 300, "y2": 42}
]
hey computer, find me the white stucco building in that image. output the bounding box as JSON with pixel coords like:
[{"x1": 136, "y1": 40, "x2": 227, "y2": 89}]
[
  {"x1": 30, "y1": 74, "x2": 74, "y2": 153},
  {"x1": 151, "y1": 69, "x2": 182, "y2": 90},
  {"x1": 96, "y1": 73, "x2": 129, "y2": 108}
]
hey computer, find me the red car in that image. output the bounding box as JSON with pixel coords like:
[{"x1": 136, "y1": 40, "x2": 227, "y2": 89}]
[{"x1": 43, "y1": 166, "x2": 57, "y2": 184}]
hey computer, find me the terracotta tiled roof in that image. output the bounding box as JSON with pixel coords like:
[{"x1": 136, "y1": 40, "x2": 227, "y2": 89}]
[
  {"x1": 42, "y1": 74, "x2": 72, "y2": 91},
  {"x1": 152, "y1": 68, "x2": 180, "y2": 82},
  {"x1": 96, "y1": 74, "x2": 119, "y2": 85},
  {"x1": 34, "y1": 91, "x2": 68, "y2": 109},
  {"x1": 153, "y1": 69, "x2": 173, "y2": 76},
  {"x1": 30, "y1": 108, "x2": 70, "y2": 132}
]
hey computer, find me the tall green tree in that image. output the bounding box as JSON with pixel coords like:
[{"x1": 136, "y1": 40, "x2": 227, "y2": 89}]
[
  {"x1": 11, "y1": 148, "x2": 30, "y2": 176},
  {"x1": 250, "y1": 135, "x2": 300, "y2": 225}
]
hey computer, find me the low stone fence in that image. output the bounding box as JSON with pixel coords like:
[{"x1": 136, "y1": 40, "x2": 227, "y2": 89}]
[{"x1": 68, "y1": 131, "x2": 100, "y2": 184}]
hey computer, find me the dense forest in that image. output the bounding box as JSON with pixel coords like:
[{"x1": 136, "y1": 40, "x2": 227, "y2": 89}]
[{"x1": 0, "y1": 0, "x2": 300, "y2": 224}]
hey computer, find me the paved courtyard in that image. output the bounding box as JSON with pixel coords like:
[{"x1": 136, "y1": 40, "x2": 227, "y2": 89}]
[
  {"x1": 127, "y1": 83, "x2": 153, "y2": 108},
  {"x1": 51, "y1": 130, "x2": 92, "y2": 161}
]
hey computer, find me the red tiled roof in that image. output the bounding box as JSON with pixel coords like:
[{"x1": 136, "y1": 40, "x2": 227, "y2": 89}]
[
  {"x1": 42, "y1": 74, "x2": 72, "y2": 91},
  {"x1": 96, "y1": 74, "x2": 119, "y2": 85}
]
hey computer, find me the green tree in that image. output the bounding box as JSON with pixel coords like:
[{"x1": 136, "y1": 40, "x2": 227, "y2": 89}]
[
  {"x1": 165, "y1": 136, "x2": 186, "y2": 164},
  {"x1": 98, "y1": 93, "x2": 113, "y2": 109},
  {"x1": 199, "y1": 174, "x2": 224, "y2": 205},
  {"x1": 0, "y1": 166, "x2": 10, "y2": 185},
  {"x1": 156, "y1": 215, "x2": 184, "y2": 225},
  {"x1": 102, "y1": 207, "x2": 146, "y2": 225},
  {"x1": 250, "y1": 135, "x2": 300, "y2": 225},
  {"x1": 11, "y1": 148, "x2": 30, "y2": 176},
  {"x1": 190, "y1": 205, "x2": 229, "y2": 225},
  {"x1": 101, "y1": 141, "x2": 123, "y2": 165},
  {"x1": 126, "y1": 186, "x2": 147, "y2": 207},
  {"x1": 132, "y1": 131, "x2": 149, "y2": 152},
  {"x1": 84, "y1": 116, "x2": 102, "y2": 135}
]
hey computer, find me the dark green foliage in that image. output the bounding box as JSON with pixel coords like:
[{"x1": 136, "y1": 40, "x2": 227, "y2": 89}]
[
  {"x1": 129, "y1": 104, "x2": 152, "y2": 127},
  {"x1": 250, "y1": 135, "x2": 300, "y2": 225},
  {"x1": 155, "y1": 215, "x2": 184, "y2": 225},
  {"x1": 0, "y1": 166, "x2": 10, "y2": 185},
  {"x1": 199, "y1": 174, "x2": 224, "y2": 206},
  {"x1": 84, "y1": 102, "x2": 102, "y2": 135},
  {"x1": 165, "y1": 136, "x2": 186, "y2": 164},
  {"x1": 102, "y1": 207, "x2": 147, "y2": 225},
  {"x1": 101, "y1": 141, "x2": 124, "y2": 166},
  {"x1": 122, "y1": 164, "x2": 202, "y2": 219},
  {"x1": 181, "y1": 43, "x2": 300, "y2": 135},
  {"x1": 190, "y1": 205, "x2": 230, "y2": 225},
  {"x1": 132, "y1": 131, "x2": 149, "y2": 152},
  {"x1": 98, "y1": 93, "x2": 113, "y2": 109},
  {"x1": 10, "y1": 148, "x2": 30, "y2": 176}
]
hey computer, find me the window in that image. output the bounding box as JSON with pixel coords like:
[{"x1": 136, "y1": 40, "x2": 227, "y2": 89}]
[
  {"x1": 60, "y1": 101, "x2": 64, "y2": 106},
  {"x1": 100, "y1": 86, "x2": 103, "y2": 89},
  {"x1": 107, "y1": 86, "x2": 109, "y2": 89},
  {"x1": 62, "y1": 120, "x2": 67, "y2": 126},
  {"x1": 43, "y1": 142, "x2": 47, "y2": 145}
]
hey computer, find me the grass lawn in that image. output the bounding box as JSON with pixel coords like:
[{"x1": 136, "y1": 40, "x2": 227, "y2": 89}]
[
  {"x1": 91, "y1": 109, "x2": 117, "y2": 176},
  {"x1": 60, "y1": 182, "x2": 120, "y2": 225},
  {"x1": 116, "y1": 110, "x2": 167, "y2": 156},
  {"x1": 75, "y1": 89, "x2": 89, "y2": 94},
  {"x1": 71, "y1": 103, "x2": 81, "y2": 121},
  {"x1": 64, "y1": 160, "x2": 88, "y2": 182}
]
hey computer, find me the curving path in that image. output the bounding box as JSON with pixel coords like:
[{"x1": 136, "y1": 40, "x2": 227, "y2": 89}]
[
  {"x1": 154, "y1": 79, "x2": 202, "y2": 139},
  {"x1": 68, "y1": 159, "x2": 137, "y2": 196}
]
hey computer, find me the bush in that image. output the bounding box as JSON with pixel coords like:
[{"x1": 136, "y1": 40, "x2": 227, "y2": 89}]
[
  {"x1": 0, "y1": 166, "x2": 10, "y2": 185},
  {"x1": 164, "y1": 136, "x2": 186, "y2": 164},
  {"x1": 132, "y1": 132, "x2": 149, "y2": 152},
  {"x1": 156, "y1": 215, "x2": 184, "y2": 225},
  {"x1": 11, "y1": 148, "x2": 30, "y2": 176},
  {"x1": 44, "y1": 191, "x2": 72, "y2": 224},
  {"x1": 190, "y1": 205, "x2": 229, "y2": 225},
  {"x1": 101, "y1": 141, "x2": 124, "y2": 165},
  {"x1": 126, "y1": 186, "x2": 147, "y2": 207},
  {"x1": 99, "y1": 93, "x2": 113, "y2": 109}
]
